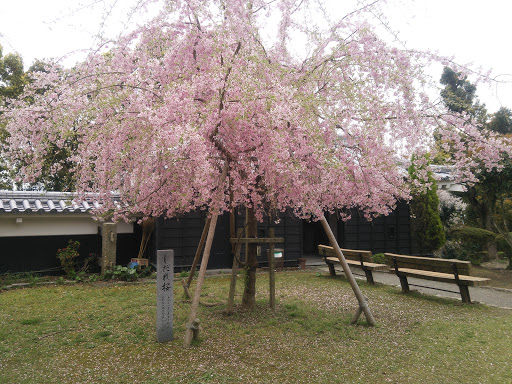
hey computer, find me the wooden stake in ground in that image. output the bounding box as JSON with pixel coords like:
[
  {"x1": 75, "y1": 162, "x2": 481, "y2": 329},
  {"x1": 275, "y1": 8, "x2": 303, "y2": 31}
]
[
  {"x1": 183, "y1": 162, "x2": 229, "y2": 347},
  {"x1": 226, "y1": 228, "x2": 243, "y2": 314},
  {"x1": 182, "y1": 216, "x2": 212, "y2": 300},
  {"x1": 242, "y1": 206, "x2": 258, "y2": 308},
  {"x1": 137, "y1": 217, "x2": 155, "y2": 259},
  {"x1": 268, "y1": 228, "x2": 276, "y2": 310},
  {"x1": 230, "y1": 232, "x2": 283, "y2": 310},
  {"x1": 319, "y1": 216, "x2": 376, "y2": 326}
]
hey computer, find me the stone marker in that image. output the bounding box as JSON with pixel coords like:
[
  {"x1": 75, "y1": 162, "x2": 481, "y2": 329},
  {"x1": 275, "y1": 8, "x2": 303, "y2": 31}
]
[
  {"x1": 157, "y1": 249, "x2": 174, "y2": 342},
  {"x1": 101, "y1": 222, "x2": 117, "y2": 274}
]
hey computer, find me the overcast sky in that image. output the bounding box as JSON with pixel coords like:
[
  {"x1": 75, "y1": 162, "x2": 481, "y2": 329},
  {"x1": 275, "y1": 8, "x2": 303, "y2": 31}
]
[{"x1": 1, "y1": 0, "x2": 510, "y2": 112}]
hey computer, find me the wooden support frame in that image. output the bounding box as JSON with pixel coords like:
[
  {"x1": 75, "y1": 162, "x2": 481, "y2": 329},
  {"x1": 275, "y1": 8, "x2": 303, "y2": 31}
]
[
  {"x1": 226, "y1": 228, "x2": 244, "y2": 314},
  {"x1": 227, "y1": 229, "x2": 283, "y2": 310},
  {"x1": 268, "y1": 228, "x2": 276, "y2": 309},
  {"x1": 182, "y1": 216, "x2": 212, "y2": 300},
  {"x1": 183, "y1": 168, "x2": 376, "y2": 346}
]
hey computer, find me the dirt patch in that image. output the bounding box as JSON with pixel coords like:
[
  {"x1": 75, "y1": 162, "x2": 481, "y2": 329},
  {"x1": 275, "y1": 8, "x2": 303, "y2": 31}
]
[{"x1": 474, "y1": 263, "x2": 512, "y2": 289}]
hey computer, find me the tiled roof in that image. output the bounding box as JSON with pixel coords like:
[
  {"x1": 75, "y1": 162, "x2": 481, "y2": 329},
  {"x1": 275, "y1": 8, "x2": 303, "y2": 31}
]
[
  {"x1": 0, "y1": 191, "x2": 100, "y2": 214},
  {"x1": 431, "y1": 165, "x2": 456, "y2": 182}
]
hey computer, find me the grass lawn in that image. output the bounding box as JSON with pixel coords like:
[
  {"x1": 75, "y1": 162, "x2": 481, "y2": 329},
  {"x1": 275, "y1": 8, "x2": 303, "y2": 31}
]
[{"x1": 1, "y1": 271, "x2": 511, "y2": 384}]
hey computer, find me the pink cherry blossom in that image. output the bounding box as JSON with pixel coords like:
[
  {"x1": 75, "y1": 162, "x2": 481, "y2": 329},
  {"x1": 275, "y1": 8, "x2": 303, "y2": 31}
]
[{"x1": 5, "y1": 0, "x2": 511, "y2": 222}]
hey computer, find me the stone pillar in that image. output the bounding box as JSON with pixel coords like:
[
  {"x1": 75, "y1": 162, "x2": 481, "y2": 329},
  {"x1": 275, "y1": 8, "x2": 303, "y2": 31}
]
[
  {"x1": 101, "y1": 222, "x2": 117, "y2": 274},
  {"x1": 157, "y1": 249, "x2": 174, "y2": 342}
]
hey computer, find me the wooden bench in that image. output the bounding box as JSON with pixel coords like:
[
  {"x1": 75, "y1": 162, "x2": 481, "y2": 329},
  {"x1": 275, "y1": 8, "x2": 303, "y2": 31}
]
[
  {"x1": 384, "y1": 253, "x2": 491, "y2": 303},
  {"x1": 318, "y1": 245, "x2": 388, "y2": 284}
]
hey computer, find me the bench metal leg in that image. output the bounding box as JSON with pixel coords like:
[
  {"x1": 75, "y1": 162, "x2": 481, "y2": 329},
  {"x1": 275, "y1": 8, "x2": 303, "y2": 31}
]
[
  {"x1": 398, "y1": 275, "x2": 410, "y2": 293},
  {"x1": 364, "y1": 270, "x2": 375, "y2": 285},
  {"x1": 327, "y1": 262, "x2": 336, "y2": 277},
  {"x1": 458, "y1": 284, "x2": 471, "y2": 303}
]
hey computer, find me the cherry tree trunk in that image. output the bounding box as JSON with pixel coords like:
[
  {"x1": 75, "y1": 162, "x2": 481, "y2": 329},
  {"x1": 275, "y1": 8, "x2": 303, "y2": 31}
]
[{"x1": 242, "y1": 206, "x2": 258, "y2": 308}]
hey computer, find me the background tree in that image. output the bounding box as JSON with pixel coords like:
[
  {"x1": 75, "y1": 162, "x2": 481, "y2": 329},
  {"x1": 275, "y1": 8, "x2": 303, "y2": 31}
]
[
  {"x1": 476, "y1": 158, "x2": 512, "y2": 268},
  {"x1": 453, "y1": 152, "x2": 512, "y2": 262},
  {"x1": 487, "y1": 107, "x2": 512, "y2": 134},
  {"x1": 25, "y1": 60, "x2": 77, "y2": 191},
  {"x1": 409, "y1": 155, "x2": 445, "y2": 255},
  {"x1": 437, "y1": 189, "x2": 466, "y2": 229},
  {"x1": 433, "y1": 67, "x2": 488, "y2": 164},
  {"x1": 448, "y1": 226, "x2": 496, "y2": 264},
  {"x1": 0, "y1": 45, "x2": 27, "y2": 189},
  {"x1": 0, "y1": 54, "x2": 76, "y2": 191},
  {"x1": 0, "y1": 46, "x2": 26, "y2": 101},
  {"x1": 439, "y1": 66, "x2": 487, "y2": 123},
  {"x1": 436, "y1": 66, "x2": 512, "y2": 260}
]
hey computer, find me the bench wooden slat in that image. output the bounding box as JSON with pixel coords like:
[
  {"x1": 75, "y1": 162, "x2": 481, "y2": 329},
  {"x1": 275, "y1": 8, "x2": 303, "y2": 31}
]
[
  {"x1": 319, "y1": 245, "x2": 374, "y2": 263},
  {"x1": 319, "y1": 245, "x2": 388, "y2": 285},
  {"x1": 384, "y1": 253, "x2": 472, "y2": 275},
  {"x1": 325, "y1": 257, "x2": 389, "y2": 271},
  {"x1": 385, "y1": 252, "x2": 491, "y2": 303},
  {"x1": 396, "y1": 268, "x2": 491, "y2": 287}
]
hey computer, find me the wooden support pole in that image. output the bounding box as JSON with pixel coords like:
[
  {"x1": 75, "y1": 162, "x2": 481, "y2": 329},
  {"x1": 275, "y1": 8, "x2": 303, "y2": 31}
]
[
  {"x1": 181, "y1": 279, "x2": 191, "y2": 299},
  {"x1": 187, "y1": 216, "x2": 212, "y2": 288},
  {"x1": 190, "y1": 318, "x2": 201, "y2": 341},
  {"x1": 229, "y1": 179, "x2": 235, "y2": 252},
  {"x1": 268, "y1": 228, "x2": 276, "y2": 310},
  {"x1": 319, "y1": 217, "x2": 376, "y2": 326},
  {"x1": 137, "y1": 217, "x2": 155, "y2": 259},
  {"x1": 183, "y1": 209, "x2": 219, "y2": 347},
  {"x1": 230, "y1": 211, "x2": 236, "y2": 250},
  {"x1": 184, "y1": 162, "x2": 229, "y2": 347},
  {"x1": 242, "y1": 206, "x2": 258, "y2": 308},
  {"x1": 244, "y1": 207, "x2": 249, "y2": 264},
  {"x1": 226, "y1": 228, "x2": 244, "y2": 314}
]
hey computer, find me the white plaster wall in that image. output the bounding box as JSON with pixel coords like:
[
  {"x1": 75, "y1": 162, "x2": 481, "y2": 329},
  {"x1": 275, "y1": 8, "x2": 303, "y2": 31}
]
[
  {"x1": 438, "y1": 181, "x2": 464, "y2": 192},
  {"x1": 0, "y1": 215, "x2": 134, "y2": 237}
]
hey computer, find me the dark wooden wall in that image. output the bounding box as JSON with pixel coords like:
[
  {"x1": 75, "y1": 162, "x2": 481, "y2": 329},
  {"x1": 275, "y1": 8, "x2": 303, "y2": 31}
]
[
  {"x1": 1, "y1": 202, "x2": 414, "y2": 274},
  {"x1": 155, "y1": 209, "x2": 303, "y2": 270},
  {"x1": 156, "y1": 211, "x2": 232, "y2": 270},
  {"x1": 154, "y1": 203, "x2": 414, "y2": 269},
  {"x1": 300, "y1": 202, "x2": 413, "y2": 256},
  {"x1": 341, "y1": 202, "x2": 413, "y2": 254},
  {"x1": 0, "y1": 229, "x2": 140, "y2": 274}
]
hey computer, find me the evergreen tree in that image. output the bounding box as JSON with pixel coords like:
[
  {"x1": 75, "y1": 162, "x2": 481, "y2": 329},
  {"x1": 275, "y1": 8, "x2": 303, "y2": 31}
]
[
  {"x1": 409, "y1": 156, "x2": 446, "y2": 255},
  {"x1": 0, "y1": 45, "x2": 27, "y2": 189},
  {"x1": 439, "y1": 66, "x2": 487, "y2": 123},
  {"x1": 488, "y1": 107, "x2": 512, "y2": 134},
  {"x1": 0, "y1": 53, "x2": 76, "y2": 191},
  {"x1": 437, "y1": 66, "x2": 512, "y2": 260}
]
